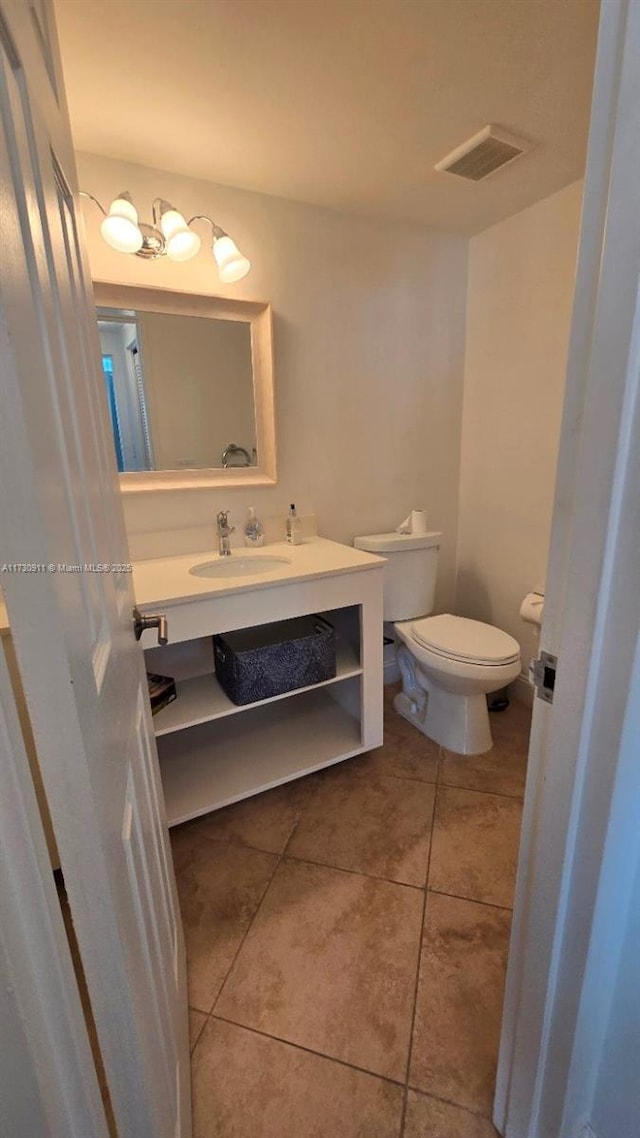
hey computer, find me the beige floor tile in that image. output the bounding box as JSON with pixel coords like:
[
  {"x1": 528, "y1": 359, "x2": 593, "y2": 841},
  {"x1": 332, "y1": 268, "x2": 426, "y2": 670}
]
[
  {"x1": 215, "y1": 858, "x2": 423, "y2": 1081},
  {"x1": 288, "y1": 766, "x2": 434, "y2": 885},
  {"x1": 441, "y1": 702, "x2": 531, "y2": 799},
  {"x1": 429, "y1": 786, "x2": 522, "y2": 908},
  {"x1": 174, "y1": 775, "x2": 316, "y2": 854},
  {"x1": 192, "y1": 1018, "x2": 403, "y2": 1138},
  {"x1": 171, "y1": 827, "x2": 276, "y2": 1012},
  {"x1": 357, "y1": 733, "x2": 439, "y2": 783},
  {"x1": 404, "y1": 1090, "x2": 500, "y2": 1137},
  {"x1": 410, "y1": 893, "x2": 511, "y2": 1116},
  {"x1": 189, "y1": 1008, "x2": 207, "y2": 1052},
  {"x1": 342, "y1": 680, "x2": 439, "y2": 784},
  {"x1": 490, "y1": 697, "x2": 532, "y2": 750},
  {"x1": 352, "y1": 688, "x2": 440, "y2": 782}
]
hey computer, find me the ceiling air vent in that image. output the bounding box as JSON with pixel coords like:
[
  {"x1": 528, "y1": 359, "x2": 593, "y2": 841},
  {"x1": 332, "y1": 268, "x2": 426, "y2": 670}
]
[{"x1": 435, "y1": 125, "x2": 528, "y2": 182}]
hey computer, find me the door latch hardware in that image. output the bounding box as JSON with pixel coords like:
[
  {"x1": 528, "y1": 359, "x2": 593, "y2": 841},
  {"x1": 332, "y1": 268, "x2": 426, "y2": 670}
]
[
  {"x1": 133, "y1": 606, "x2": 168, "y2": 646},
  {"x1": 531, "y1": 650, "x2": 557, "y2": 704}
]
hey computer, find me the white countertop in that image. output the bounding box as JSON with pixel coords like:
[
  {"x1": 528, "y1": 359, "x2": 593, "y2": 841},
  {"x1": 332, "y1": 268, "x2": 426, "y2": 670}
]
[{"x1": 133, "y1": 538, "x2": 385, "y2": 608}]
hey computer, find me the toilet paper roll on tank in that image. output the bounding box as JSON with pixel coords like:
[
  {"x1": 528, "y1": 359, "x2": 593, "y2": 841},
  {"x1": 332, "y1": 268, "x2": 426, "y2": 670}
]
[{"x1": 395, "y1": 509, "x2": 429, "y2": 535}]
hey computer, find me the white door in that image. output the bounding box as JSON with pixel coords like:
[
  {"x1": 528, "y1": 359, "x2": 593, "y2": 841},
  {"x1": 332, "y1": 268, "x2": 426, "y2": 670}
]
[
  {"x1": 0, "y1": 3, "x2": 190, "y2": 1136},
  {"x1": 495, "y1": 0, "x2": 640, "y2": 1133}
]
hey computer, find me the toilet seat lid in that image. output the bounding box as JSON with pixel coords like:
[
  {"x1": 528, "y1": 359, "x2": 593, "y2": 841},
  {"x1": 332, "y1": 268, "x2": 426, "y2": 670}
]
[{"x1": 411, "y1": 614, "x2": 520, "y2": 666}]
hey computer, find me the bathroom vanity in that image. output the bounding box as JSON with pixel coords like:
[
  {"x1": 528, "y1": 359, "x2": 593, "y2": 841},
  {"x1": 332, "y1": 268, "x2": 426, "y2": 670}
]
[{"x1": 133, "y1": 539, "x2": 384, "y2": 826}]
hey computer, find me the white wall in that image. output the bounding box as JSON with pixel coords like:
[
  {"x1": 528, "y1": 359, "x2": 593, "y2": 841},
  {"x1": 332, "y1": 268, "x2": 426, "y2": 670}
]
[
  {"x1": 456, "y1": 180, "x2": 583, "y2": 681},
  {"x1": 77, "y1": 152, "x2": 468, "y2": 611}
]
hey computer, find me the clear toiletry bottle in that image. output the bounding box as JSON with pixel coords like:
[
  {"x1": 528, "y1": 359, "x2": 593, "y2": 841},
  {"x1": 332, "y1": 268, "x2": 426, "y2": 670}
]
[
  {"x1": 244, "y1": 506, "x2": 264, "y2": 548},
  {"x1": 285, "y1": 503, "x2": 302, "y2": 545}
]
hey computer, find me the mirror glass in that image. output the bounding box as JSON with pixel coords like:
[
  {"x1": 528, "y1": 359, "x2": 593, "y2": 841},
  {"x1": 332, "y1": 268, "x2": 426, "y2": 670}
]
[{"x1": 97, "y1": 306, "x2": 257, "y2": 472}]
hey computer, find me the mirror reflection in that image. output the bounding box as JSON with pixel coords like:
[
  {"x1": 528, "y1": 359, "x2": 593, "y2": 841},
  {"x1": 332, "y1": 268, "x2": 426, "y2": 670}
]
[{"x1": 97, "y1": 307, "x2": 257, "y2": 472}]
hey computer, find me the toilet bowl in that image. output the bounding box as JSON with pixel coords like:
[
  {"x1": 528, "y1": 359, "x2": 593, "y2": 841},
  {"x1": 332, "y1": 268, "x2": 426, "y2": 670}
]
[
  {"x1": 394, "y1": 614, "x2": 521, "y2": 754},
  {"x1": 353, "y1": 530, "x2": 521, "y2": 756}
]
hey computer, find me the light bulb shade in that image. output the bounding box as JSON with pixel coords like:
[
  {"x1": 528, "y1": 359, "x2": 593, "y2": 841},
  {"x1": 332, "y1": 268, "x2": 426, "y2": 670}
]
[
  {"x1": 100, "y1": 196, "x2": 143, "y2": 253},
  {"x1": 166, "y1": 230, "x2": 201, "y2": 261},
  {"x1": 159, "y1": 208, "x2": 201, "y2": 262},
  {"x1": 213, "y1": 234, "x2": 251, "y2": 282}
]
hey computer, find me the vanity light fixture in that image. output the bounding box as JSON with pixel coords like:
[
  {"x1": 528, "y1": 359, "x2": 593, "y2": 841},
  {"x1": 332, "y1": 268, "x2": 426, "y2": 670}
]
[{"x1": 80, "y1": 191, "x2": 251, "y2": 282}]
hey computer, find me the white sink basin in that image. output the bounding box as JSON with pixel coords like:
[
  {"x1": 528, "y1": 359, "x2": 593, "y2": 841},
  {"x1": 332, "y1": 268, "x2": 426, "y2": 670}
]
[{"x1": 189, "y1": 554, "x2": 292, "y2": 579}]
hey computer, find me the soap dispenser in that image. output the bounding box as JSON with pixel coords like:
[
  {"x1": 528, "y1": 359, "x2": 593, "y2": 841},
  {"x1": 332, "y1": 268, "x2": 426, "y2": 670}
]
[
  {"x1": 285, "y1": 503, "x2": 302, "y2": 545},
  {"x1": 244, "y1": 506, "x2": 264, "y2": 548}
]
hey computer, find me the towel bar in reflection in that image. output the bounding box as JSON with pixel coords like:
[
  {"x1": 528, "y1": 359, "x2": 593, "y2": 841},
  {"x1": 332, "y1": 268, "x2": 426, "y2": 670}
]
[{"x1": 221, "y1": 443, "x2": 252, "y2": 467}]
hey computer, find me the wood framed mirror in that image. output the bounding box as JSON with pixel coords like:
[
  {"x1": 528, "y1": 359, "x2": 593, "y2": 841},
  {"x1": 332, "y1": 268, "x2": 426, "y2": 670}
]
[{"x1": 93, "y1": 282, "x2": 277, "y2": 492}]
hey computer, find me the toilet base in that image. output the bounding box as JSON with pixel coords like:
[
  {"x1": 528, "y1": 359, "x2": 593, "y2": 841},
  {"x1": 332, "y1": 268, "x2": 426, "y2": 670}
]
[
  {"x1": 393, "y1": 689, "x2": 428, "y2": 733},
  {"x1": 394, "y1": 685, "x2": 493, "y2": 755},
  {"x1": 395, "y1": 645, "x2": 495, "y2": 755}
]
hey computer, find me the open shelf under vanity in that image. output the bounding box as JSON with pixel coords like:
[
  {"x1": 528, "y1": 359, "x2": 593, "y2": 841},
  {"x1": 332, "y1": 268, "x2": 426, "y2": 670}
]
[
  {"x1": 157, "y1": 685, "x2": 363, "y2": 826},
  {"x1": 137, "y1": 550, "x2": 384, "y2": 827}
]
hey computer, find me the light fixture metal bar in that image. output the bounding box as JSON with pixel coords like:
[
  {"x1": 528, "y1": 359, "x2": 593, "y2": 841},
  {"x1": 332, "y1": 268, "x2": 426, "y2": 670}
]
[
  {"x1": 187, "y1": 214, "x2": 226, "y2": 239},
  {"x1": 78, "y1": 190, "x2": 107, "y2": 216}
]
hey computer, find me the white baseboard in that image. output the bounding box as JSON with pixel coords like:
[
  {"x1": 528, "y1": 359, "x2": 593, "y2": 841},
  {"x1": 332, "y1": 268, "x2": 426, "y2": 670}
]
[{"x1": 384, "y1": 659, "x2": 400, "y2": 685}]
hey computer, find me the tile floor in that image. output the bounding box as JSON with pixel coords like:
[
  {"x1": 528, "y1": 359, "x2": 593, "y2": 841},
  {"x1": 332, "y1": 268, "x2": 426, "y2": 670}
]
[{"x1": 172, "y1": 686, "x2": 531, "y2": 1138}]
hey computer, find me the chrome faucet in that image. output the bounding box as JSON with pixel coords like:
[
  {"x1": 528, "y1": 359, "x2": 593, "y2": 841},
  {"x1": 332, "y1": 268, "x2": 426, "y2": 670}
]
[{"x1": 216, "y1": 510, "x2": 235, "y2": 556}]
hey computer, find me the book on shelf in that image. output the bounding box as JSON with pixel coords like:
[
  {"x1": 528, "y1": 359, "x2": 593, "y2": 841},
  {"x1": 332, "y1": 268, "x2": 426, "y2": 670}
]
[{"x1": 146, "y1": 672, "x2": 177, "y2": 716}]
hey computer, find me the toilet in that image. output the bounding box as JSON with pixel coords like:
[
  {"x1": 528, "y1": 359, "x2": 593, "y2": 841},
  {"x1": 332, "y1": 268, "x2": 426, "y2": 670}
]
[{"x1": 354, "y1": 530, "x2": 521, "y2": 755}]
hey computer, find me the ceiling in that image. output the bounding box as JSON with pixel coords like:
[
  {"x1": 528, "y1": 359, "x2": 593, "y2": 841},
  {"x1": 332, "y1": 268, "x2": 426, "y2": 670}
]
[{"x1": 54, "y1": 0, "x2": 600, "y2": 236}]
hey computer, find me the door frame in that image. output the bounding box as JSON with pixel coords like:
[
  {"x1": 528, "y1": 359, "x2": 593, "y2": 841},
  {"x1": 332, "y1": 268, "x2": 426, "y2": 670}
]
[
  {"x1": 495, "y1": 0, "x2": 640, "y2": 1132},
  {"x1": 0, "y1": 646, "x2": 110, "y2": 1138}
]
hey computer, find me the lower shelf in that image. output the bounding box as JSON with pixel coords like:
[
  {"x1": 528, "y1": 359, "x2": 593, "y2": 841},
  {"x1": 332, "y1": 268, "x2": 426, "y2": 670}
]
[{"x1": 157, "y1": 686, "x2": 363, "y2": 826}]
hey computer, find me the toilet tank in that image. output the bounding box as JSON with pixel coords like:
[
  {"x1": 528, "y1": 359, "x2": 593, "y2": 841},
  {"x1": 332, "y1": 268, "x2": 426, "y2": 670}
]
[{"x1": 353, "y1": 531, "x2": 442, "y2": 621}]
